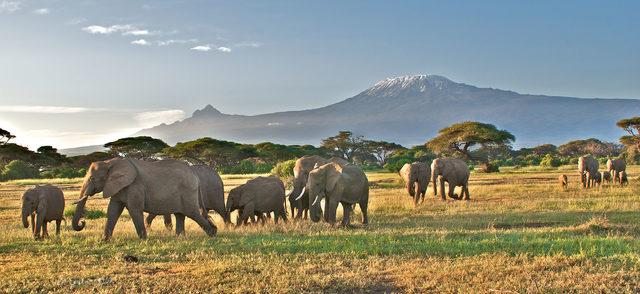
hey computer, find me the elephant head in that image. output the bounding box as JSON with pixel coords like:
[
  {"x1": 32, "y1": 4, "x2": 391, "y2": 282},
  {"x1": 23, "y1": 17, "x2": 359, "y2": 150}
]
[
  {"x1": 72, "y1": 158, "x2": 136, "y2": 231},
  {"x1": 431, "y1": 159, "x2": 443, "y2": 196},
  {"x1": 399, "y1": 163, "x2": 418, "y2": 197},
  {"x1": 307, "y1": 163, "x2": 342, "y2": 223},
  {"x1": 226, "y1": 185, "x2": 250, "y2": 214},
  {"x1": 21, "y1": 187, "x2": 41, "y2": 229}
]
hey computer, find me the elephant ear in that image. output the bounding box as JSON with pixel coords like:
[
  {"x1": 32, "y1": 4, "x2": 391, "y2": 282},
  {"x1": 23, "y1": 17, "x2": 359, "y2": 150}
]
[
  {"x1": 324, "y1": 163, "x2": 342, "y2": 193},
  {"x1": 418, "y1": 163, "x2": 430, "y2": 178},
  {"x1": 103, "y1": 159, "x2": 137, "y2": 198},
  {"x1": 238, "y1": 186, "x2": 254, "y2": 207}
]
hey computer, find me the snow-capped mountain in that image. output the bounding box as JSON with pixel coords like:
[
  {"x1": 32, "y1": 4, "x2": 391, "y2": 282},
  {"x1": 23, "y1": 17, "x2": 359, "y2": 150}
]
[{"x1": 136, "y1": 75, "x2": 640, "y2": 147}]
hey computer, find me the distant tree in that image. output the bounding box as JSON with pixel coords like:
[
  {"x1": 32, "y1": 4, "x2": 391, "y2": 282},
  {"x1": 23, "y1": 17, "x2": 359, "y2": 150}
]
[
  {"x1": 321, "y1": 131, "x2": 367, "y2": 162},
  {"x1": 617, "y1": 117, "x2": 640, "y2": 152},
  {"x1": 427, "y1": 121, "x2": 515, "y2": 161},
  {"x1": 163, "y1": 137, "x2": 257, "y2": 168},
  {"x1": 0, "y1": 128, "x2": 16, "y2": 145},
  {"x1": 557, "y1": 138, "x2": 621, "y2": 157},
  {"x1": 254, "y1": 142, "x2": 297, "y2": 163},
  {"x1": 530, "y1": 144, "x2": 558, "y2": 156},
  {"x1": 36, "y1": 145, "x2": 67, "y2": 168},
  {"x1": 0, "y1": 143, "x2": 37, "y2": 165},
  {"x1": 104, "y1": 136, "x2": 169, "y2": 160},
  {"x1": 1, "y1": 160, "x2": 39, "y2": 180},
  {"x1": 364, "y1": 140, "x2": 405, "y2": 166},
  {"x1": 68, "y1": 152, "x2": 116, "y2": 169}
]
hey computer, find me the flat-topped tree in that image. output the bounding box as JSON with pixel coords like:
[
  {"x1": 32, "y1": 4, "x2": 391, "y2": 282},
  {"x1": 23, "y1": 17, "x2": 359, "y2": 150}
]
[
  {"x1": 427, "y1": 121, "x2": 515, "y2": 163},
  {"x1": 617, "y1": 117, "x2": 640, "y2": 152},
  {"x1": 321, "y1": 131, "x2": 367, "y2": 162},
  {"x1": 0, "y1": 128, "x2": 16, "y2": 146},
  {"x1": 104, "y1": 136, "x2": 169, "y2": 160}
]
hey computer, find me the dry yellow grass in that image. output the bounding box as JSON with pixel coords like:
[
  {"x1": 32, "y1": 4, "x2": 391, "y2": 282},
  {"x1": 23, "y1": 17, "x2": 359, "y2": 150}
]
[{"x1": 1, "y1": 167, "x2": 639, "y2": 293}]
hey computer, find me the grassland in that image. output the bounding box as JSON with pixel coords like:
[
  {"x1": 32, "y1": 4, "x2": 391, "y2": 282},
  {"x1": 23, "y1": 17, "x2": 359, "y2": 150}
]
[{"x1": 1, "y1": 167, "x2": 639, "y2": 293}]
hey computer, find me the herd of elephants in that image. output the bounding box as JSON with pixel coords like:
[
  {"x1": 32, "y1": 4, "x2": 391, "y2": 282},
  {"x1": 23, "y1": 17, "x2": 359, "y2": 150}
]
[{"x1": 19, "y1": 154, "x2": 628, "y2": 241}]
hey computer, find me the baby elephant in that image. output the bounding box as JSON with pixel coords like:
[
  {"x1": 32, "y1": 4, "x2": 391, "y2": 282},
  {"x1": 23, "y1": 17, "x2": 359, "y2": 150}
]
[
  {"x1": 21, "y1": 185, "x2": 65, "y2": 240},
  {"x1": 226, "y1": 176, "x2": 287, "y2": 226},
  {"x1": 559, "y1": 174, "x2": 568, "y2": 189},
  {"x1": 601, "y1": 171, "x2": 612, "y2": 184},
  {"x1": 618, "y1": 171, "x2": 628, "y2": 186}
]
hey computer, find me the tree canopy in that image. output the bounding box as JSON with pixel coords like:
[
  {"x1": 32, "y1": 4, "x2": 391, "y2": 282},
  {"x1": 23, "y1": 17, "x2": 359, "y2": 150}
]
[
  {"x1": 0, "y1": 128, "x2": 16, "y2": 145},
  {"x1": 617, "y1": 117, "x2": 640, "y2": 151},
  {"x1": 557, "y1": 138, "x2": 622, "y2": 157},
  {"x1": 426, "y1": 121, "x2": 515, "y2": 161},
  {"x1": 321, "y1": 131, "x2": 367, "y2": 162},
  {"x1": 104, "y1": 136, "x2": 169, "y2": 159},
  {"x1": 163, "y1": 137, "x2": 257, "y2": 168},
  {"x1": 365, "y1": 140, "x2": 405, "y2": 166}
]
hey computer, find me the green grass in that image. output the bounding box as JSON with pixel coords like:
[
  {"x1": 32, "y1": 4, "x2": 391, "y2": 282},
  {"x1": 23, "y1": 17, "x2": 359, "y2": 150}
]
[{"x1": 1, "y1": 168, "x2": 639, "y2": 292}]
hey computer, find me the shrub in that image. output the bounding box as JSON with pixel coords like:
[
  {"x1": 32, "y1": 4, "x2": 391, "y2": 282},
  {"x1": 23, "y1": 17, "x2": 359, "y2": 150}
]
[
  {"x1": 271, "y1": 159, "x2": 297, "y2": 178},
  {"x1": 475, "y1": 162, "x2": 499, "y2": 173},
  {"x1": 539, "y1": 154, "x2": 561, "y2": 167},
  {"x1": 384, "y1": 156, "x2": 414, "y2": 173},
  {"x1": 1, "y1": 160, "x2": 39, "y2": 181},
  {"x1": 41, "y1": 167, "x2": 86, "y2": 179}
]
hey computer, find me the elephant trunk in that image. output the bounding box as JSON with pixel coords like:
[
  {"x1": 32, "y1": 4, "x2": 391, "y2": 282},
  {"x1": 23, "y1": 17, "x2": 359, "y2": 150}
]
[
  {"x1": 72, "y1": 180, "x2": 91, "y2": 231},
  {"x1": 432, "y1": 170, "x2": 438, "y2": 196},
  {"x1": 21, "y1": 204, "x2": 30, "y2": 228},
  {"x1": 406, "y1": 180, "x2": 415, "y2": 197}
]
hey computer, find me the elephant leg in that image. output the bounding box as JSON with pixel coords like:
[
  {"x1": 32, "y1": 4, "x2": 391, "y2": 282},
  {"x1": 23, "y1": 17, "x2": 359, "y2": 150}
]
[
  {"x1": 439, "y1": 178, "x2": 446, "y2": 201},
  {"x1": 413, "y1": 194, "x2": 419, "y2": 208},
  {"x1": 327, "y1": 199, "x2": 339, "y2": 225},
  {"x1": 55, "y1": 219, "x2": 61, "y2": 236},
  {"x1": 42, "y1": 222, "x2": 49, "y2": 238},
  {"x1": 145, "y1": 213, "x2": 156, "y2": 229},
  {"x1": 188, "y1": 212, "x2": 217, "y2": 237},
  {"x1": 239, "y1": 204, "x2": 254, "y2": 227},
  {"x1": 280, "y1": 205, "x2": 288, "y2": 223},
  {"x1": 127, "y1": 208, "x2": 148, "y2": 240},
  {"x1": 163, "y1": 214, "x2": 173, "y2": 230},
  {"x1": 447, "y1": 185, "x2": 457, "y2": 200},
  {"x1": 103, "y1": 200, "x2": 125, "y2": 241},
  {"x1": 258, "y1": 213, "x2": 266, "y2": 225},
  {"x1": 359, "y1": 193, "x2": 369, "y2": 226},
  {"x1": 174, "y1": 213, "x2": 186, "y2": 236},
  {"x1": 35, "y1": 213, "x2": 45, "y2": 240},
  {"x1": 303, "y1": 208, "x2": 308, "y2": 220},
  {"x1": 341, "y1": 203, "x2": 352, "y2": 228},
  {"x1": 463, "y1": 185, "x2": 470, "y2": 200},
  {"x1": 30, "y1": 213, "x2": 36, "y2": 236}
]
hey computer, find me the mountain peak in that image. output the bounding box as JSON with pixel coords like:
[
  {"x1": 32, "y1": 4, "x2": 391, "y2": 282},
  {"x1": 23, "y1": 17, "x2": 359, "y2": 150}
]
[
  {"x1": 192, "y1": 104, "x2": 223, "y2": 118},
  {"x1": 361, "y1": 74, "x2": 454, "y2": 97}
]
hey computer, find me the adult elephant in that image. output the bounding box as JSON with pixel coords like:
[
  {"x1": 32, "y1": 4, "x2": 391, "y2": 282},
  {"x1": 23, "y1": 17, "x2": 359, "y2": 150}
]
[
  {"x1": 72, "y1": 158, "x2": 217, "y2": 240},
  {"x1": 431, "y1": 158, "x2": 470, "y2": 201},
  {"x1": 146, "y1": 165, "x2": 231, "y2": 230},
  {"x1": 307, "y1": 163, "x2": 369, "y2": 226},
  {"x1": 288, "y1": 155, "x2": 347, "y2": 219},
  {"x1": 399, "y1": 162, "x2": 431, "y2": 206},
  {"x1": 578, "y1": 155, "x2": 599, "y2": 188},
  {"x1": 607, "y1": 158, "x2": 626, "y2": 186}
]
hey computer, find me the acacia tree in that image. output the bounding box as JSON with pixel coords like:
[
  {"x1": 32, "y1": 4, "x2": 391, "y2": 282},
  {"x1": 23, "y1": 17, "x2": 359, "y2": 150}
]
[
  {"x1": 617, "y1": 117, "x2": 640, "y2": 152},
  {"x1": 163, "y1": 137, "x2": 257, "y2": 168},
  {"x1": 320, "y1": 131, "x2": 367, "y2": 162},
  {"x1": 427, "y1": 121, "x2": 515, "y2": 163},
  {"x1": 0, "y1": 128, "x2": 16, "y2": 145},
  {"x1": 365, "y1": 140, "x2": 405, "y2": 166},
  {"x1": 104, "y1": 136, "x2": 169, "y2": 160}
]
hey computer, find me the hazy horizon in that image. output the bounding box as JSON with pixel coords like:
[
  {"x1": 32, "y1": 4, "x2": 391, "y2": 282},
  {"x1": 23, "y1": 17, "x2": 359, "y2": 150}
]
[{"x1": 1, "y1": 0, "x2": 639, "y2": 149}]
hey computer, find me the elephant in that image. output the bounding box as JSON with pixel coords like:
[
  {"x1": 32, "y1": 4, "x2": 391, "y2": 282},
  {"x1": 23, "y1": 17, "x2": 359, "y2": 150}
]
[
  {"x1": 607, "y1": 159, "x2": 626, "y2": 186},
  {"x1": 288, "y1": 155, "x2": 347, "y2": 220},
  {"x1": 21, "y1": 184, "x2": 65, "y2": 240},
  {"x1": 306, "y1": 163, "x2": 369, "y2": 226},
  {"x1": 431, "y1": 158, "x2": 470, "y2": 201},
  {"x1": 226, "y1": 176, "x2": 287, "y2": 226},
  {"x1": 146, "y1": 164, "x2": 231, "y2": 230},
  {"x1": 578, "y1": 155, "x2": 599, "y2": 188},
  {"x1": 559, "y1": 174, "x2": 568, "y2": 189},
  {"x1": 72, "y1": 158, "x2": 217, "y2": 240},
  {"x1": 601, "y1": 171, "x2": 612, "y2": 184},
  {"x1": 618, "y1": 170, "x2": 628, "y2": 186},
  {"x1": 399, "y1": 162, "x2": 431, "y2": 206},
  {"x1": 590, "y1": 171, "x2": 601, "y2": 188}
]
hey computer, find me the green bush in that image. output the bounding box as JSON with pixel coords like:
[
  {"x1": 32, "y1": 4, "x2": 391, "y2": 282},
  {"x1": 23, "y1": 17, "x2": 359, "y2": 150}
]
[
  {"x1": 64, "y1": 208, "x2": 106, "y2": 219},
  {"x1": 220, "y1": 159, "x2": 274, "y2": 174},
  {"x1": 384, "y1": 156, "x2": 414, "y2": 173},
  {"x1": 41, "y1": 167, "x2": 86, "y2": 179},
  {"x1": 271, "y1": 158, "x2": 297, "y2": 178},
  {"x1": 1, "y1": 160, "x2": 39, "y2": 181},
  {"x1": 539, "y1": 154, "x2": 561, "y2": 167}
]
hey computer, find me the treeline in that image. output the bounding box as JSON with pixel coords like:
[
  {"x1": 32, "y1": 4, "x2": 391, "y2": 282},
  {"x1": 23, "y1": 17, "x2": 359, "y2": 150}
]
[{"x1": 1, "y1": 117, "x2": 638, "y2": 181}]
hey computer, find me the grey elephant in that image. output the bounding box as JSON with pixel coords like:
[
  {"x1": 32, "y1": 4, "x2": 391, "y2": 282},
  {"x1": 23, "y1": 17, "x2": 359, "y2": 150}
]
[
  {"x1": 590, "y1": 171, "x2": 602, "y2": 188},
  {"x1": 618, "y1": 170, "x2": 628, "y2": 186},
  {"x1": 21, "y1": 185, "x2": 65, "y2": 240},
  {"x1": 607, "y1": 159, "x2": 626, "y2": 186},
  {"x1": 72, "y1": 158, "x2": 217, "y2": 240},
  {"x1": 601, "y1": 171, "x2": 612, "y2": 184},
  {"x1": 399, "y1": 162, "x2": 431, "y2": 206},
  {"x1": 578, "y1": 155, "x2": 599, "y2": 188},
  {"x1": 288, "y1": 155, "x2": 347, "y2": 219},
  {"x1": 146, "y1": 164, "x2": 231, "y2": 230},
  {"x1": 559, "y1": 174, "x2": 568, "y2": 189},
  {"x1": 307, "y1": 163, "x2": 369, "y2": 226},
  {"x1": 431, "y1": 158, "x2": 470, "y2": 201},
  {"x1": 227, "y1": 176, "x2": 287, "y2": 226}
]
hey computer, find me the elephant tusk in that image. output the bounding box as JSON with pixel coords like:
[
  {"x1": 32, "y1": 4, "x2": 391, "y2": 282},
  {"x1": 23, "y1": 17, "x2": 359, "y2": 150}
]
[
  {"x1": 294, "y1": 187, "x2": 306, "y2": 201},
  {"x1": 311, "y1": 194, "x2": 321, "y2": 206},
  {"x1": 72, "y1": 195, "x2": 89, "y2": 205}
]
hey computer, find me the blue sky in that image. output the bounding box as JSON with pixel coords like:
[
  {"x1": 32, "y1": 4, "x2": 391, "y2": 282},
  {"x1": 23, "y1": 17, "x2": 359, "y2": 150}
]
[{"x1": 0, "y1": 0, "x2": 639, "y2": 148}]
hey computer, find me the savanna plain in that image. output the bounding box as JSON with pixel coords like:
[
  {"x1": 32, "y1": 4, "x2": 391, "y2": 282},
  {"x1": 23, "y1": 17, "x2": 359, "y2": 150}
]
[{"x1": 1, "y1": 167, "x2": 639, "y2": 293}]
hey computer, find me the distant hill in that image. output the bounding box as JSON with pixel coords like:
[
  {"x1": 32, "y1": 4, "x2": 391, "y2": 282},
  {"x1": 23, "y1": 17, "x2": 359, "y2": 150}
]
[
  {"x1": 59, "y1": 145, "x2": 106, "y2": 156},
  {"x1": 136, "y1": 74, "x2": 639, "y2": 148}
]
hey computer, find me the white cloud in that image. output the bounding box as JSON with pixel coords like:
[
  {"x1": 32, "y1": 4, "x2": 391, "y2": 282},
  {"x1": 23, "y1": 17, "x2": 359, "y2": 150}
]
[
  {"x1": 191, "y1": 45, "x2": 212, "y2": 52},
  {"x1": 123, "y1": 29, "x2": 149, "y2": 36},
  {"x1": 235, "y1": 42, "x2": 262, "y2": 48},
  {"x1": 32, "y1": 8, "x2": 49, "y2": 15},
  {"x1": 131, "y1": 39, "x2": 150, "y2": 46},
  {"x1": 157, "y1": 39, "x2": 198, "y2": 46},
  {"x1": 267, "y1": 122, "x2": 282, "y2": 126},
  {"x1": 217, "y1": 46, "x2": 232, "y2": 53},
  {"x1": 82, "y1": 24, "x2": 137, "y2": 35},
  {"x1": 0, "y1": 0, "x2": 21, "y2": 13},
  {"x1": 0, "y1": 105, "x2": 92, "y2": 114},
  {"x1": 134, "y1": 110, "x2": 185, "y2": 127}
]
